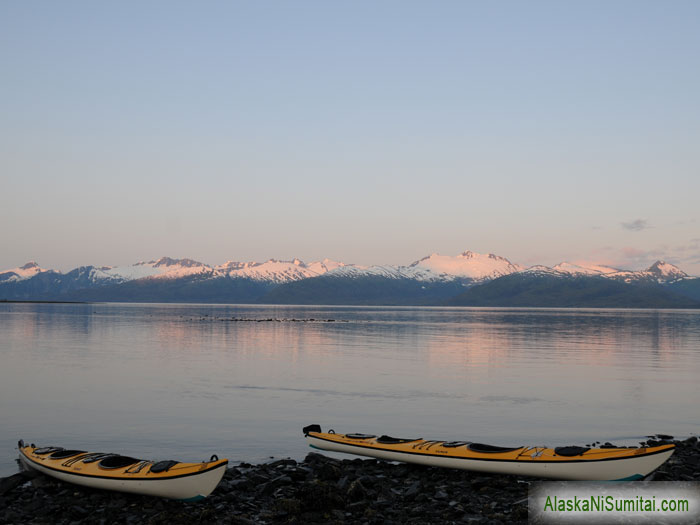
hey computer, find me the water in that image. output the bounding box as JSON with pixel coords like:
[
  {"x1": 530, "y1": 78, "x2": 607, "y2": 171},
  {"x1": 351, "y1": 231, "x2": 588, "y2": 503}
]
[{"x1": 1, "y1": 303, "x2": 699, "y2": 476}]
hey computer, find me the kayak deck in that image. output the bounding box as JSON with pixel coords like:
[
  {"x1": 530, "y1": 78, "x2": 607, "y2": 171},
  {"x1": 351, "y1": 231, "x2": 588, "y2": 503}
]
[{"x1": 303, "y1": 425, "x2": 674, "y2": 481}]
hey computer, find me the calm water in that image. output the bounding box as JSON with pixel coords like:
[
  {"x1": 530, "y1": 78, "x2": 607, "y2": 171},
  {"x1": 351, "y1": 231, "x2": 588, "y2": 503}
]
[{"x1": 1, "y1": 303, "x2": 699, "y2": 476}]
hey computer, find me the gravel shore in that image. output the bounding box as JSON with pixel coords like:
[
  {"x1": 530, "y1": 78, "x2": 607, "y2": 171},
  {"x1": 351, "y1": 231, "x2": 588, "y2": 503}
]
[{"x1": 1, "y1": 436, "x2": 697, "y2": 524}]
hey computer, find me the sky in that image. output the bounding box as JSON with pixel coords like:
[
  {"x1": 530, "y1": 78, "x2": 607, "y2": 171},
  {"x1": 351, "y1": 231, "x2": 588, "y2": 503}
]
[{"x1": 2, "y1": 1, "x2": 699, "y2": 274}]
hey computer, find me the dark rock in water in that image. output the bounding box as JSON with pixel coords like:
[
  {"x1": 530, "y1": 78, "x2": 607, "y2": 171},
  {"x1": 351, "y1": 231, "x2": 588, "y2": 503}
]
[
  {"x1": 266, "y1": 458, "x2": 297, "y2": 468},
  {"x1": 304, "y1": 451, "x2": 329, "y2": 464},
  {"x1": 2, "y1": 438, "x2": 698, "y2": 524}
]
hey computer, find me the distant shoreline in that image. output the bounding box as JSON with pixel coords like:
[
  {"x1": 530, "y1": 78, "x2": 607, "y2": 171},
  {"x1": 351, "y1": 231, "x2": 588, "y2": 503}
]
[{"x1": 1, "y1": 299, "x2": 700, "y2": 309}]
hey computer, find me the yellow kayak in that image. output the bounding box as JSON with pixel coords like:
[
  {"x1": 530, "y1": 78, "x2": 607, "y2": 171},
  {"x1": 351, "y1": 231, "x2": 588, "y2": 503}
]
[
  {"x1": 18, "y1": 440, "x2": 228, "y2": 501},
  {"x1": 303, "y1": 425, "x2": 674, "y2": 481}
]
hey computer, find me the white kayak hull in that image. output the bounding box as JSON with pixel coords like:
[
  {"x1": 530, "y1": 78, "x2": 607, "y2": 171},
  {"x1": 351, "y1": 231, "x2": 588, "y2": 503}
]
[
  {"x1": 307, "y1": 435, "x2": 674, "y2": 481},
  {"x1": 19, "y1": 453, "x2": 227, "y2": 501}
]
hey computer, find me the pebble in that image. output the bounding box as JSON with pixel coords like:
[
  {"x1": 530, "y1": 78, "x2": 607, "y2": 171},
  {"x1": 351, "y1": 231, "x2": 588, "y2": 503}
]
[{"x1": 2, "y1": 437, "x2": 697, "y2": 524}]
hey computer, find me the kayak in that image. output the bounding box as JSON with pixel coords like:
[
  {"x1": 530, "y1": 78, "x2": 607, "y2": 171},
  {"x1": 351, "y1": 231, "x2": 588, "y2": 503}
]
[
  {"x1": 17, "y1": 440, "x2": 228, "y2": 501},
  {"x1": 303, "y1": 425, "x2": 674, "y2": 481}
]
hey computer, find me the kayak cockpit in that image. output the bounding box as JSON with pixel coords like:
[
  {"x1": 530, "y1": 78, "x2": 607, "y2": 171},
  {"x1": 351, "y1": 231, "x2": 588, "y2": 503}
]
[{"x1": 467, "y1": 443, "x2": 523, "y2": 453}]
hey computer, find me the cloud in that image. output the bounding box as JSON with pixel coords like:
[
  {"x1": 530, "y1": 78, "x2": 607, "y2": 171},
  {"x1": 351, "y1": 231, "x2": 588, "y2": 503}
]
[{"x1": 621, "y1": 219, "x2": 649, "y2": 232}]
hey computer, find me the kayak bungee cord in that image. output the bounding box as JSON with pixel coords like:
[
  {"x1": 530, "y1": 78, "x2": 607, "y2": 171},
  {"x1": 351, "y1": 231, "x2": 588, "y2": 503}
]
[
  {"x1": 62, "y1": 452, "x2": 105, "y2": 467},
  {"x1": 124, "y1": 460, "x2": 154, "y2": 474},
  {"x1": 412, "y1": 440, "x2": 443, "y2": 451}
]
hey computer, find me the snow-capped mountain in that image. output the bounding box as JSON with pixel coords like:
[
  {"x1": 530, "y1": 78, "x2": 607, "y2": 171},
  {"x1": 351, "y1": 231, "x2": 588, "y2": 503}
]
[
  {"x1": 552, "y1": 262, "x2": 620, "y2": 276},
  {"x1": 490, "y1": 259, "x2": 690, "y2": 286},
  {"x1": 1, "y1": 254, "x2": 693, "y2": 287},
  {"x1": 323, "y1": 251, "x2": 523, "y2": 282},
  {"x1": 410, "y1": 251, "x2": 523, "y2": 280},
  {"x1": 215, "y1": 258, "x2": 346, "y2": 283},
  {"x1": 87, "y1": 257, "x2": 214, "y2": 283},
  {"x1": 91, "y1": 257, "x2": 352, "y2": 284},
  {"x1": 324, "y1": 264, "x2": 440, "y2": 281},
  {"x1": 519, "y1": 260, "x2": 688, "y2": 285},
  {"x1": 519, "y1": 265, "x2": 563, "y2": 277},
  {"x1": 645, "y1": 261, "x2": 688, "y2": 283},
  {"x1": 1, "y1": 252, "x2": 695, "y2": 306},
  {"x1": 0, "y1": 261, "x2": 50, "y2": 283},
  {"x1": 0, "y1": 256, "x2": 351, "y2": 288}
]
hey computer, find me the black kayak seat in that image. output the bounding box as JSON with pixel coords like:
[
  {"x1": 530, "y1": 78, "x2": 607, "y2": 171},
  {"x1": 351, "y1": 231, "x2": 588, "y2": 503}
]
[
  {"x1": 150, "y1": 460, "x2": 179, "y2": 473},
  {"x1": 376, "y1": 435, "x2": 420, "y2": 445},
  {"x1": 442, "y1": 441, "x2": 471, "y2": 448},
  {"x1": 98, "y1": 455, "x2": 141, "y2": 469},
  {"x1": 467, "y1": 443, "x2": 523, "y2": 453},
  {"x1": 554, "y1": 446, "x2": 591, "y2": 457},
  {"x1": 49, "y1": 449, "x2": 86, "y2": 459},
  {"x1": 34, "y1": 447, "x2": 64, "y2": 455}
]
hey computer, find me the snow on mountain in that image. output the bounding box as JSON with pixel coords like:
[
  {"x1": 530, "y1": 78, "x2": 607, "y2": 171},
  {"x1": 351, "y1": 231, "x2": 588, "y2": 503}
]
[
  {"x1": 0, "y1": 261, "x2": 49, "y2": 282},
  {"x1": 89, "y1": 257, "x2": 213, "y2": 283},
  {"x1": 0, "y1": 257, "x2": 349, "y2": 286},
  {"x1": 325, "y1": 263, "x2": 441, "y2": 281},
  {"x1": 519, "y1": 265, "x2": 565, "y2": 276},
  {"x1": 531, "y1": 260, "x2": 688, "y2": 284},
  {"x1": 306, "y1": 258, "x2": 346, "y2": 274},
  {"x1": 323, "y1": 251, "x2": 522, "y2": 282},
  {"x1": 216, "y1": 258, "x2": 347, "y2": 283},
  {"x1": 645, "y1": 261, "x2": 688, "y2": 283},
  {"x1": 1, "y1": 254, "x2": 693, "y2": 290},
  {"x1": 409, "y1": 251, "x2": 523, "y2": 280},
  {"x1": 552, "y1": 262, "x2": 620, "y2": 276}
]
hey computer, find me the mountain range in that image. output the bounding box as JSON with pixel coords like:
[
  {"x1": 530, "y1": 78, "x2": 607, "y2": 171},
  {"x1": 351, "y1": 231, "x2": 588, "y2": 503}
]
[{"x1": 2, "y1": 251, "x2": 699, "y2": 307}]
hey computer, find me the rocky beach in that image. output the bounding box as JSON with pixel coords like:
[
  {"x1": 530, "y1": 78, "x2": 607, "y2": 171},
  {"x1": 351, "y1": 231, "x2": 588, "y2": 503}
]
[{"x1": 1, "y1": 436, "x2": 697, "y2": 524}]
